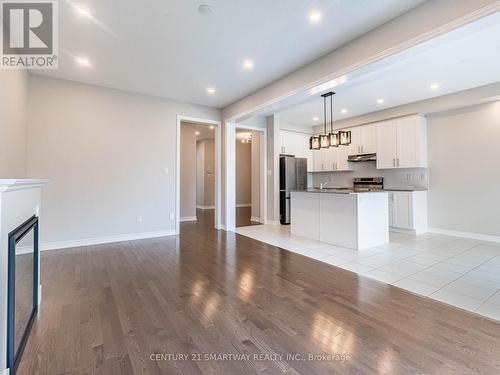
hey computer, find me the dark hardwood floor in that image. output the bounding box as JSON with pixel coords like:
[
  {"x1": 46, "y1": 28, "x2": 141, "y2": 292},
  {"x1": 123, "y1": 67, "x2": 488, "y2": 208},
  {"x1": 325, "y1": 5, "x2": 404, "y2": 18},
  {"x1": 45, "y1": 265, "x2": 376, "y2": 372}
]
[
  {"x1": 235, "y1": 206, "x2": 261, "y2": 228},
  {"x1": 17, "y1": 209, "x2": 500, "y2": 374}
]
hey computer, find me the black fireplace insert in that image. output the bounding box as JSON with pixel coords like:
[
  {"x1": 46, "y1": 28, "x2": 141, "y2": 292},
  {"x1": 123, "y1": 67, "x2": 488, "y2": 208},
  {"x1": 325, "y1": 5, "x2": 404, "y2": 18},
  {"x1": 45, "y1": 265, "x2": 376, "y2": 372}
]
[{"x1": 7, "y1": 215, "x2": 39, "y2": 374}]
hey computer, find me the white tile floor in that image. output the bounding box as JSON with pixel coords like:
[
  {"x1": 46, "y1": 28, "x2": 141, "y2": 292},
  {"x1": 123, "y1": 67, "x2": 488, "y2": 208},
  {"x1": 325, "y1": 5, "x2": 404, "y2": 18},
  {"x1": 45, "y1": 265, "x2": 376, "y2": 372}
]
[{"x1": 235, "y1": 224, "x2": 500, "y2": 322}]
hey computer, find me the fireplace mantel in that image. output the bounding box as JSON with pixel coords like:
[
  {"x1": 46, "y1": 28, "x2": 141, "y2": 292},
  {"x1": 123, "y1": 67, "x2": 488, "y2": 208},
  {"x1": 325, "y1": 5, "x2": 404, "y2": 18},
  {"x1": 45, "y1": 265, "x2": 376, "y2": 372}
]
[{"x1": 0, "y1": 179, "x2": 49, "y2": 193}]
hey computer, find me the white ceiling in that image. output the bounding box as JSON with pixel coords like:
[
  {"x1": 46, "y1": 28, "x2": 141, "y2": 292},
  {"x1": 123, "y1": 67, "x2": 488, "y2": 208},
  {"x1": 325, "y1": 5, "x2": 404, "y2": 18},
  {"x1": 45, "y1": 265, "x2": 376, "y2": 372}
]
[
  {"x1": 276, "y1": 12, "x2": 500, "y2": 127},
  {"x1": 32, "y1": 0, "x2": 427, "y2": 108}
]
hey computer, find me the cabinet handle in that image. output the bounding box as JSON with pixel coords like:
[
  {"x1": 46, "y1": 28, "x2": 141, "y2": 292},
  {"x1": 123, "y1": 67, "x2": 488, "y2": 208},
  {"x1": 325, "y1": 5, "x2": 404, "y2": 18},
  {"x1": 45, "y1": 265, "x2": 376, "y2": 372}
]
[
  {"x1": 397, "y1": 158, "x2": 400, "y2": 167},
  {"x1": 361, "y1": 145, "x2": 364, "y2": 153},
  {"x1": 393, "y1": 158, "x2": 395, "y2": 167}
]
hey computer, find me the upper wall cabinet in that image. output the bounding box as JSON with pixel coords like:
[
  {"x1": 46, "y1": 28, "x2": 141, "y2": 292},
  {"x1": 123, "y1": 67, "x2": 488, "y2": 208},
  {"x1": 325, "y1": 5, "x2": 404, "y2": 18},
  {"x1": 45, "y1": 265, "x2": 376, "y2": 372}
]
[
  {"x1": 376, "y1": 115, "x2": 427, "y2": 169},
  {"x1": 279, "y1": 130, "x2": 313, "y2": 170},
  {"x1": 349, "y1": 125, "x2": 377, "y2": 155}
]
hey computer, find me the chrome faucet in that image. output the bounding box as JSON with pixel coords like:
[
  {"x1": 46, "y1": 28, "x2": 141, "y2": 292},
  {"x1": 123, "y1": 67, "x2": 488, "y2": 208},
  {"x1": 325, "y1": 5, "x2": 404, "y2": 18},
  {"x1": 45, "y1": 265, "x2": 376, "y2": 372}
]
[{"x1": 319, "y1": 180, "x2": 331, "y2": 190}]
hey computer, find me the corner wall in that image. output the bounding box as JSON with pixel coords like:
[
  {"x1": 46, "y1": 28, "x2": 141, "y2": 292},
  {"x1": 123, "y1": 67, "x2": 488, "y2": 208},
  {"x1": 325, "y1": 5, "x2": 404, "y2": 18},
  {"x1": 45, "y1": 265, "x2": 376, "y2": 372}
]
[
  {"x1": 427, "y1": 100, "x2": 500, "y2": 238},
  {"x1": 26, "y1": 75, "x2": 221, "y2": 246},
  {"x1": 0, "y1": 70, "x2": 28, "y2": 178}
]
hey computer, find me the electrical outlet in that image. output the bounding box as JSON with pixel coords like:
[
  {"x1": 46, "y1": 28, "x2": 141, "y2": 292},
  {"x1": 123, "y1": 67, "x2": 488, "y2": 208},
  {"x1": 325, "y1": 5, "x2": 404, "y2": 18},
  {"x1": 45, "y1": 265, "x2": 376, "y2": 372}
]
[
  {"x1": 169, "y1": 212, "x2": 174, "y2": 220},
  {"x1": 137, "y1": 215, "x2": 143, "y2": 224},
  {"x1": 164, "y1": 167, "x2": 169, "y2": 175}
]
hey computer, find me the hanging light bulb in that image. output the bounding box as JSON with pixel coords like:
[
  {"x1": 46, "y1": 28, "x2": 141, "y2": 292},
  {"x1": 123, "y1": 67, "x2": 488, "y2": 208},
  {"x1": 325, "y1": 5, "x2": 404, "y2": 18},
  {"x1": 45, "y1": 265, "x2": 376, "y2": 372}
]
[
  {"x1": 339, "y1": 130, "x2": 352, "y2": 145},
  {"x1": 309, "y1": 136, "x2": 320, "y2": 150}
]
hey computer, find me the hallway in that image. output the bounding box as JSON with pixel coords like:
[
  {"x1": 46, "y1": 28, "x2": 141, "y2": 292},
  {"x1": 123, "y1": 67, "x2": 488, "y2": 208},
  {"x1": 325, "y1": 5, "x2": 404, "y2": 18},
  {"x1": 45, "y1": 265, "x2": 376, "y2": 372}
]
[{"x1": 17, "y1": 210, "x2": 500, "y2": 374}]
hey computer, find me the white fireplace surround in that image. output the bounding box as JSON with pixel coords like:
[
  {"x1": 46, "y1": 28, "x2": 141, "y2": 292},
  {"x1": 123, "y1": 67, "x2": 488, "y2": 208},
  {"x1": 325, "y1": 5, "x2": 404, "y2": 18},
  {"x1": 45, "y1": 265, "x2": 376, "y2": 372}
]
[{"x1": 0, "y1": 179, "x2": 47, "y2": 373}]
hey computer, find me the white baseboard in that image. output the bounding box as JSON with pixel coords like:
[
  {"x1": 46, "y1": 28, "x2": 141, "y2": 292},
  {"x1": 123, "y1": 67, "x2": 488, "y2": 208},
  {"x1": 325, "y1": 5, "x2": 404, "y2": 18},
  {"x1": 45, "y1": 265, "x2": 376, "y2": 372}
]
[
  {"x1": 390, "y1": 227, "x2": 417, "y2": 235},
  {"x1": 180, "y1": 216, "x2": 197, "y2": 222},
  {"x1": 41, "y1": 230, "x2": 176, "y2": 251},
  {"x1": 265, "y1": 220, "x2": 280, "y2": 225},
  {"x1": 236, "y1": 203, "x2": 251, "y2": 208},
  {"x1": 250, "y1": 216, "x2": 261, "y2": 223},
  {"x1": 428, "y1": 227, "x2": 500, "y2": 243},
  {"x1": 196, "y1": 205, "x2": 215, "y2": 210}
]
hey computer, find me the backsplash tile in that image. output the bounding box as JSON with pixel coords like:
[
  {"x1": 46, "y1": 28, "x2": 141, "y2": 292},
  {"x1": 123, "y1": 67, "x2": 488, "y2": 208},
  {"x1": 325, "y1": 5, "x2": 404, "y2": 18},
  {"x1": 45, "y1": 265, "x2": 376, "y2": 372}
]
[{"x1": 309, "y1": 161, "x2": 429, "y2": 190}]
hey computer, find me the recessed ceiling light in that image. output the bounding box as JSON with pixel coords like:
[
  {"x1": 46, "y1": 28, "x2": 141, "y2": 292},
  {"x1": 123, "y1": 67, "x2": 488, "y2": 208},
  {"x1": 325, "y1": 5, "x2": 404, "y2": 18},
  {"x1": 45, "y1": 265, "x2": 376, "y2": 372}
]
[
  {"x1": 341, "y1": 109, "x2": 348, "y2": 114},
  {"x1": 312, "y1": 116, "x2": 319, "y2": 121},
  {"x1": 206, "y1": 87, "x2": 216, "y2": 94},
  {"x1": 309, "y1": 10, "x2": 322, "y2": 23},
  {"x1": 377, "y1": 98, "x2": 385, "y2": 104},
  {"x1": 430, "y1": 83, "x2": 440, "y2": 90},
  {"x1": 198, "y1": 4, "x2": 212, "y2": 15},
  {"x1": 242, "y1": 59, "x2": 254, "y2": 70},
  {"x1": 75, "y1": 7, "x2": 91, "y2": 18},
  {"x1": 209, "y1": 125, "x2": 215, "y2": 130},
  {"x1": 195, "y1": 131, "x2": 201, "y2": 136},
  {"x1": 75, "y1": 56, "x2": 92, "y2": 68}
]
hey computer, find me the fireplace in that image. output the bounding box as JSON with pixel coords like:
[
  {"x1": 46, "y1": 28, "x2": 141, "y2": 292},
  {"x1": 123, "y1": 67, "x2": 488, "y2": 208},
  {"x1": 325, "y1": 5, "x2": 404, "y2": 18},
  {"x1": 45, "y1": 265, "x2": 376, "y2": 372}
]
[{"x1": 7, "y1": 215, "x2": 39, "y2": 374}]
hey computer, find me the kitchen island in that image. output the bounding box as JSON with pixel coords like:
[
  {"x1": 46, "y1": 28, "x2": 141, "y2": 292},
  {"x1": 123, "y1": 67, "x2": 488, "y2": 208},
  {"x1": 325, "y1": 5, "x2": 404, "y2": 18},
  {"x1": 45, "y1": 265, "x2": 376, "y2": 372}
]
[{"x1": 290, "y1": 189, "x2": 389, "y2": 250}]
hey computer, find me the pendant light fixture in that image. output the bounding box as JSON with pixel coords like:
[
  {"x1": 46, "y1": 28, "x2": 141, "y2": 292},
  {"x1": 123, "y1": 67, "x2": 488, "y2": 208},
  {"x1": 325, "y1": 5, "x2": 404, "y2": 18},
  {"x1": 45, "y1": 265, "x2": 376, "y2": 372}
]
[
  {"x1": 319, "y1": 93, "x2": 330, "y2": 148},
  {"x1": 339, "y1": 130, "x2": 352, "y2": 146},
  {"x1": 309, "y1": 91, "x2": 350, "y2": 150}
]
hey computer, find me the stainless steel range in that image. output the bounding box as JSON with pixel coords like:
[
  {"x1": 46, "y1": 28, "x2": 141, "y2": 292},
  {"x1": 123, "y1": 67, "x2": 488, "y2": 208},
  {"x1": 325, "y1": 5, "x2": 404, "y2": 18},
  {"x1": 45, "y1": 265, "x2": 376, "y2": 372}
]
[{"x1": 353, "y1": 177, "x2": 384, "y2": 192}]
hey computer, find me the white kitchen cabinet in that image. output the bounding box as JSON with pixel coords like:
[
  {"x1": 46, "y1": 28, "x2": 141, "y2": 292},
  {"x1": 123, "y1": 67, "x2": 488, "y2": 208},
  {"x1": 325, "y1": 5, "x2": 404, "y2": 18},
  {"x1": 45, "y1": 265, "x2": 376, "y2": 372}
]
[
  {"x1": 376, "y1": 120, "x2": 398, "y2": 169},
  {"x1": 360, "y1": 125, "x2": 377, "y2": 154},
  {"x1": 349, "y1": 125, "x2": 377, "y2": 155},
  {"x1": 376, "y1": 115, "x2": 427, "y2": 169},
  {"x1": 312, "y1": 146, "x2": 352, "y2": 172},
  {"x1": 279, "y1": 130, "x2": 313, "y2": 171},
  {"x1": 388, "y1": 191, "x2": 428, "y2": 234}
]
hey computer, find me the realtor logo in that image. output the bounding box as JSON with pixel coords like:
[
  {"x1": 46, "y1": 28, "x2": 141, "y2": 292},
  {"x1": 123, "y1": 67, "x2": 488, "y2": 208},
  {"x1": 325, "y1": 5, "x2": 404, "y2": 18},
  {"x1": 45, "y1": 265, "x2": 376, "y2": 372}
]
[{"x1": 1, "y1": 0, "x2": 58, "y2": 69}]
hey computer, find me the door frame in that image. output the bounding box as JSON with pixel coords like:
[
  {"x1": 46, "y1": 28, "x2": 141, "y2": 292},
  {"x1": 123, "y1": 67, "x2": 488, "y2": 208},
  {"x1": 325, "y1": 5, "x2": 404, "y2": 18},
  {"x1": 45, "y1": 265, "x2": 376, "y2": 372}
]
[
  {"x1": 176, "y1": 115, "x2": 222, "y2": 234},
  {"x1": 225, "y1": 122, "x2": 267, "y2": 231}
]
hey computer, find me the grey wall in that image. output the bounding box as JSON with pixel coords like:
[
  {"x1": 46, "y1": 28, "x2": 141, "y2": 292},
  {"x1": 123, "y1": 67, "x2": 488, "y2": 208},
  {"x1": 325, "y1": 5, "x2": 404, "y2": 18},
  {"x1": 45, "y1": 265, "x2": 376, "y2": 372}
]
[
  {"x1": 427, "y1": 100, "x2": 500, "y2": 236},
  {"x1": 180, "y1": 123, "x2": 197, "y2": 219},
  {"x1": 236, "y1": 141, "x2": 251, "y2": 205},
  {"x1": 0, "y1": 70, "x2": 28, "y2": 178},
  {"x1": 26, "y1": 75, "x2": 220, "y2": 244}
]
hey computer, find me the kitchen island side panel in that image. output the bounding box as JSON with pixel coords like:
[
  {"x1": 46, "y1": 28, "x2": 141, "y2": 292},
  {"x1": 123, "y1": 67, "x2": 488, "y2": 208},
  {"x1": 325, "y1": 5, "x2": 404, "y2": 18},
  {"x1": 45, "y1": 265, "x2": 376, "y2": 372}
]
[
  {"x1": 357, "y1": 193, "x2": 390, "y2": 249},
  {"x1": 290, "y1": 192, "x2": 320, "y2": 240}
]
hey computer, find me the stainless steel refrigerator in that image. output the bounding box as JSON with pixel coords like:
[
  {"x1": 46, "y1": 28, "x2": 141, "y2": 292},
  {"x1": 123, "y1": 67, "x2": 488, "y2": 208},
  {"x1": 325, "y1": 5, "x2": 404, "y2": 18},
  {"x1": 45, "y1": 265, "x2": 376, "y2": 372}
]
[{"x1": 280, "y1": 156, "x2": 307, "y2": 225}]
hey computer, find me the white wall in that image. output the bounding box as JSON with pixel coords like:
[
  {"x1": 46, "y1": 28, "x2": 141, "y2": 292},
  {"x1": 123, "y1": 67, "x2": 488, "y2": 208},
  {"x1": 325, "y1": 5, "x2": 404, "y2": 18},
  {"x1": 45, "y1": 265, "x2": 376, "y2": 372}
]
[
  {"x1": 235, "y1": 141, "x2": 251, "y2": 205},
  {"x1": 180, "y1": 123, "x2": 197, "y2": 219},
  {"x1": 251, "y1": 132, "x2": 260, "y2": 219},
  {"x1": 0, "y1": 70, "x2": 28, "y2": 178},
  {"x1": 427, "y1": 101, "x2": 500, "y2": 237},
  {"x1": 26, "y1": 75, "x2": 220, "y2": 245}
]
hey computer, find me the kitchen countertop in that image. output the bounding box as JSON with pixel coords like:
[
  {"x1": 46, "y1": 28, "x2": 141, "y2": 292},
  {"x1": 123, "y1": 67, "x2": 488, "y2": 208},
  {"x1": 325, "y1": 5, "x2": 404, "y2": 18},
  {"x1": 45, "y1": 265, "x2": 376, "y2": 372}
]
[{"x1": 294, "y1": 188, "x2": 388, "y2": 194}]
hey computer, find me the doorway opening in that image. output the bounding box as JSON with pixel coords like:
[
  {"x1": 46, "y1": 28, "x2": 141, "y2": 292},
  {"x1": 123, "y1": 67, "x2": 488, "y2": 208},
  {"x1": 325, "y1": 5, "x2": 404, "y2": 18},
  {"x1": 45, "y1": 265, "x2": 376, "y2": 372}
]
[
  {"x1": 177, "y1": 116, "x2": 221, "y2": 233},
  {"x1": 234, "y1": 126, "x2": 266, "y2": 228}
]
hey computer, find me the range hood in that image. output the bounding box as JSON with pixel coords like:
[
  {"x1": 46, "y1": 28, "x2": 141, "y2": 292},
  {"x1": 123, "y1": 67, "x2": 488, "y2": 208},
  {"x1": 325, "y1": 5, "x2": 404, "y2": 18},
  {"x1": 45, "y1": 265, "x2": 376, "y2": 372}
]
[{"x1": 347, "y1": 153, "x2": 377, "y2": 162}]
